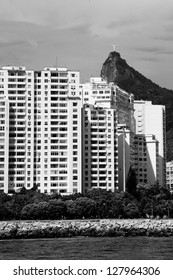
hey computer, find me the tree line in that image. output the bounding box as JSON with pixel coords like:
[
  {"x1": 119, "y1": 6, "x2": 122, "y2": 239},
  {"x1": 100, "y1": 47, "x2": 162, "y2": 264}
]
[{"x1": 0, "y1": 183, "x2": 173, "y2": 220}]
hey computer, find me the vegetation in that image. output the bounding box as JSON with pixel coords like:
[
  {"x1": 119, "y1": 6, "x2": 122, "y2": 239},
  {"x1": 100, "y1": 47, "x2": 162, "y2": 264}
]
[{"x1": 0, "y1": 184, "x2": 173, "y2": 220}]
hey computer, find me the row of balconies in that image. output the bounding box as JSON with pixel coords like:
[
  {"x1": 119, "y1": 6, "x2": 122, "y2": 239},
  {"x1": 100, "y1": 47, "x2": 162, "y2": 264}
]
[{"x1": 9, "y1": 133, "x2": 26, "y2": 138}]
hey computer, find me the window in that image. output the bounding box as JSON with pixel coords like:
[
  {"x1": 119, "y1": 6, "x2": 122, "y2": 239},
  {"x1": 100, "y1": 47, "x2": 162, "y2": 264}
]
[{"x1": 73, "y1": 133, "x2": 77, "y2": 137}]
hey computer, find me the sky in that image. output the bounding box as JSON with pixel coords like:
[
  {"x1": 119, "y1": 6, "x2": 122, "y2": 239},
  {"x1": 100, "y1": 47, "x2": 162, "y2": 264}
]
[{"x1": 0, "y1": 0, "x2": 173, "y2": 88}]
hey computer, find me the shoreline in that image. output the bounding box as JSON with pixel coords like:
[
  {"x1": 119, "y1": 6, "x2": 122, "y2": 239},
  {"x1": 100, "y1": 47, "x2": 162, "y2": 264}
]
[{"x1": 0, "y1": 219, "x2": 173, "y2": 239}]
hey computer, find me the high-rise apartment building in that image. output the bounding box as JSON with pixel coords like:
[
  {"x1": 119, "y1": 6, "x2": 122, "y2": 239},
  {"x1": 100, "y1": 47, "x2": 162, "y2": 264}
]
[
  {"x1": 81, "y1": 78, "x2": 134, "y2": 192},
  {"x1": 82, "y1": 103, "x2": 118, "y2": 192},
  {"x1": 0, "y1": 66, "x2": 82, "y2": 194},
  {"x1": 0, "y1": 96, "x2": 9, "y2": 193},
  {"x1": 0, "y1": 66, "x2": 32, "y2": 193},
  {"x1": 134, "y1": 100, "x2": 166, "y2": 186},
  {"x1": 33, "y1": 67, "x2": 82, "y2": 194}
]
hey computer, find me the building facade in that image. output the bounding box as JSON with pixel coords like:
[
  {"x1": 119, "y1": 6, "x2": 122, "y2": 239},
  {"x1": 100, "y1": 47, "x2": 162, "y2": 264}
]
[
  {"x1": 33, "y1": 67, "x2": 82, "y2": 195},
  {"x1": 0, "y1": 66, "x2": 31, "y2": 193},
  {"x1": 82, "y1": 103, "x2": 118, "y2": 192},
  {"x1": 134, "y1": 100, "x2": 166, "y2": 186},
  {"x1": 134, "y1": 134, "x2": 159, "y2": 185},
  {"x1": 0, "y1": 66, "x2": 82, "y2": 194},
  {"x1": 166, "y1": 161, "x2": 173, "y2": 192},
  {"x1": 81, "y1": 78, "x2": 134, "y2": 192}
]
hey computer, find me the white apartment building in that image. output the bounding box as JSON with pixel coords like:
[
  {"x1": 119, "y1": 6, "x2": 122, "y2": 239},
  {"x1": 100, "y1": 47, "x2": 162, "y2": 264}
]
[
  {"x1": 82, "y1": 103, "x2": 118, "y2": 192},
  {"x1": 0, "y1": 96, "x2": 9, "y2": 193},
  {"x1": 0, "y1": 66, "x2": 82, "y2": 194},
  {"x1": 79, "y1": 77, "x2": 112, "y2": 106},
  {"x1": 81, "y1": 78, "x2": 134, "y2": 192},
  {"x1": 166, "y1": 161, "x2": 173, "y2": 192},
  {"x1": 134, "y1": 100, "x2": 166, "y2": 186},
  {"x1": 0, "y1": 66, "x2": 33, "y2": 193},
  {"x1": 33, "y1": 67, "x2": 82, "y2": 195}
]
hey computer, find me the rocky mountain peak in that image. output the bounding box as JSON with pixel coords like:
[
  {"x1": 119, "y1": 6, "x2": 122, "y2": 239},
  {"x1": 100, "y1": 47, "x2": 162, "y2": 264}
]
[{"x1": 100, "y1": 51, "x2": 173, "y2": 161}]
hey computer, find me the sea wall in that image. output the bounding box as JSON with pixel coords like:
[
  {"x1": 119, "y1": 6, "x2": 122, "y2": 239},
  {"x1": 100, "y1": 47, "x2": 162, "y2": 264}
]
[{"x1": 0, "y1": 219, "x2": 173, "y2": 239}]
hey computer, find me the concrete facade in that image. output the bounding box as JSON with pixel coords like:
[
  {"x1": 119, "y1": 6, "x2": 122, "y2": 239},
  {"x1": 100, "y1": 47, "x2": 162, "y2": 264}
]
[{"x1": 134, "y1": 100, "x2": 166, "y2": 186}]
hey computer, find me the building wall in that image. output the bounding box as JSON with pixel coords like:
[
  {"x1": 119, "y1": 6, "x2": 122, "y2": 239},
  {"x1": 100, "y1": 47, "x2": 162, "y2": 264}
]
[
  {"x1": 0, "y1": 66, "x2": 82, "y2": 195},
  {"x1": 134, "y1": 134, "x2": 159, "y2": 185},
  {"x1": 134, "y1": 100, "x2": 166, "y2": 186},
  {"x1": 166, "y1": 161, "x2": 173, "y2": 192},
  {"x1": 80, "y1": 78, "x2": 135, "y2": 192},
  {"x1": 34, "y1": 68, "x2": 82, "y2": 195},
  {"x1": 0, "y1": 97, "x2": 9, "y2": 193},
  {"x1": 0, "y1": 67, "x2": 28, "y2": 192},
  {"x1": 82, "y1": 104, "x2": 118, "y2": 192},
  {"x1": 117, "y1": 125, "x2": 133, "y2": 192}
]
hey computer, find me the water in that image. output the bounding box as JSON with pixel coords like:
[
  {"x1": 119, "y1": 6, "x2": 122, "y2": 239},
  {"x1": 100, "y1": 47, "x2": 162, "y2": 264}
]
[{"x1": 0, "y1": 236, "x2": 173, "y2": 259}]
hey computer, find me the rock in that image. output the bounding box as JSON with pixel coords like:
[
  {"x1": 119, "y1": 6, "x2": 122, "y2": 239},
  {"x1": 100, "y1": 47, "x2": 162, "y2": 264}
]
[{"x1": 0, "y1": 219, "x2": 173, "y2": 239}]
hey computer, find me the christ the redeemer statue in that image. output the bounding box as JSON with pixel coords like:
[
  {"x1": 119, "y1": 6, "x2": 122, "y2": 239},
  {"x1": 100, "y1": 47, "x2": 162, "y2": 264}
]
[{"x1": 112, "y1": 44, "x2": 117, "y2": 51}]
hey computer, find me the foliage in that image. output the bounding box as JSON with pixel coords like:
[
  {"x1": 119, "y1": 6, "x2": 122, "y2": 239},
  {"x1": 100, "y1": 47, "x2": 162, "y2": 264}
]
[
  {"x1": 0, "y1": 185, "x2": 172, "y2": 220},
  {"x1": 123, "y1": 202, "x2": 140, "y2": 218},
  {"x1": 75, "y1": 197, "x2": 96, "y2": 219},
  {"x1": 47, "y1": 199, "x2": 66, "y2": 219},
  {"x1": 66, "y1": 200, "x2": 77, "y2": 219},
  {"x1": 21, "y1": 199, "x2": 66, "y2": 220},
  {"x1": 21, "y1": 202, "x2": 49, "y2": 220}
]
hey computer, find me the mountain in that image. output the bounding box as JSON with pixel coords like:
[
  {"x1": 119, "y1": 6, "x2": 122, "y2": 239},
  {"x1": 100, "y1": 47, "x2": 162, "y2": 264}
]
[{"x1": 101, "y1": 51, "x2": 173, "y2": 161}]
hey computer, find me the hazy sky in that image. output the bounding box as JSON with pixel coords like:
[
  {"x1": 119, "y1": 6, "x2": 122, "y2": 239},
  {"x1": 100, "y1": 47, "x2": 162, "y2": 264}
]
[{"x1": 0, "y1": 0, "x2": 173, "y2": 88}]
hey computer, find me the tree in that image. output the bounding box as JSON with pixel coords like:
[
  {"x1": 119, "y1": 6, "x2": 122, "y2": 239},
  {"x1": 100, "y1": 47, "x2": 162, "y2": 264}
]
[
  {"x1": 66, "y1": 200, "x2": 77, "y2": 219},
  {"x1": 47, "y1": 199, "x2": 66, "y2": 219},
  {"x1": 75, "y1": 197, "x2": 96, "y2": 219},
  {"x1": 123, "y1": 202, "x2": 140, "y2": 218}
]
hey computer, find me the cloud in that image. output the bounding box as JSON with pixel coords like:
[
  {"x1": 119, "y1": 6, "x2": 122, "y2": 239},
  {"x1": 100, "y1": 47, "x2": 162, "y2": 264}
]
[
  {"x1": 156, "y1": 35, "x2": 173, "y2": 41},
  {"x1": 133, "y1": 46, "x2": 173, "y2": 55},
  {"x1": 0, "y1": 40, "x2": 37, "y2": 49},
  {"x1": 139, "y1": 56, "x2": 161, "y2": 63},
  {"x1": 108, "y1": 17, "x2": 142, "y2": 29}
]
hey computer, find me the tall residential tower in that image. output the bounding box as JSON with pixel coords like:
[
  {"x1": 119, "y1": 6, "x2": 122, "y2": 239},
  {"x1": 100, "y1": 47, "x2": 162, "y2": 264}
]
[{"x1": 134, "y1": 100, "x2": 166, "y2": 186}]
